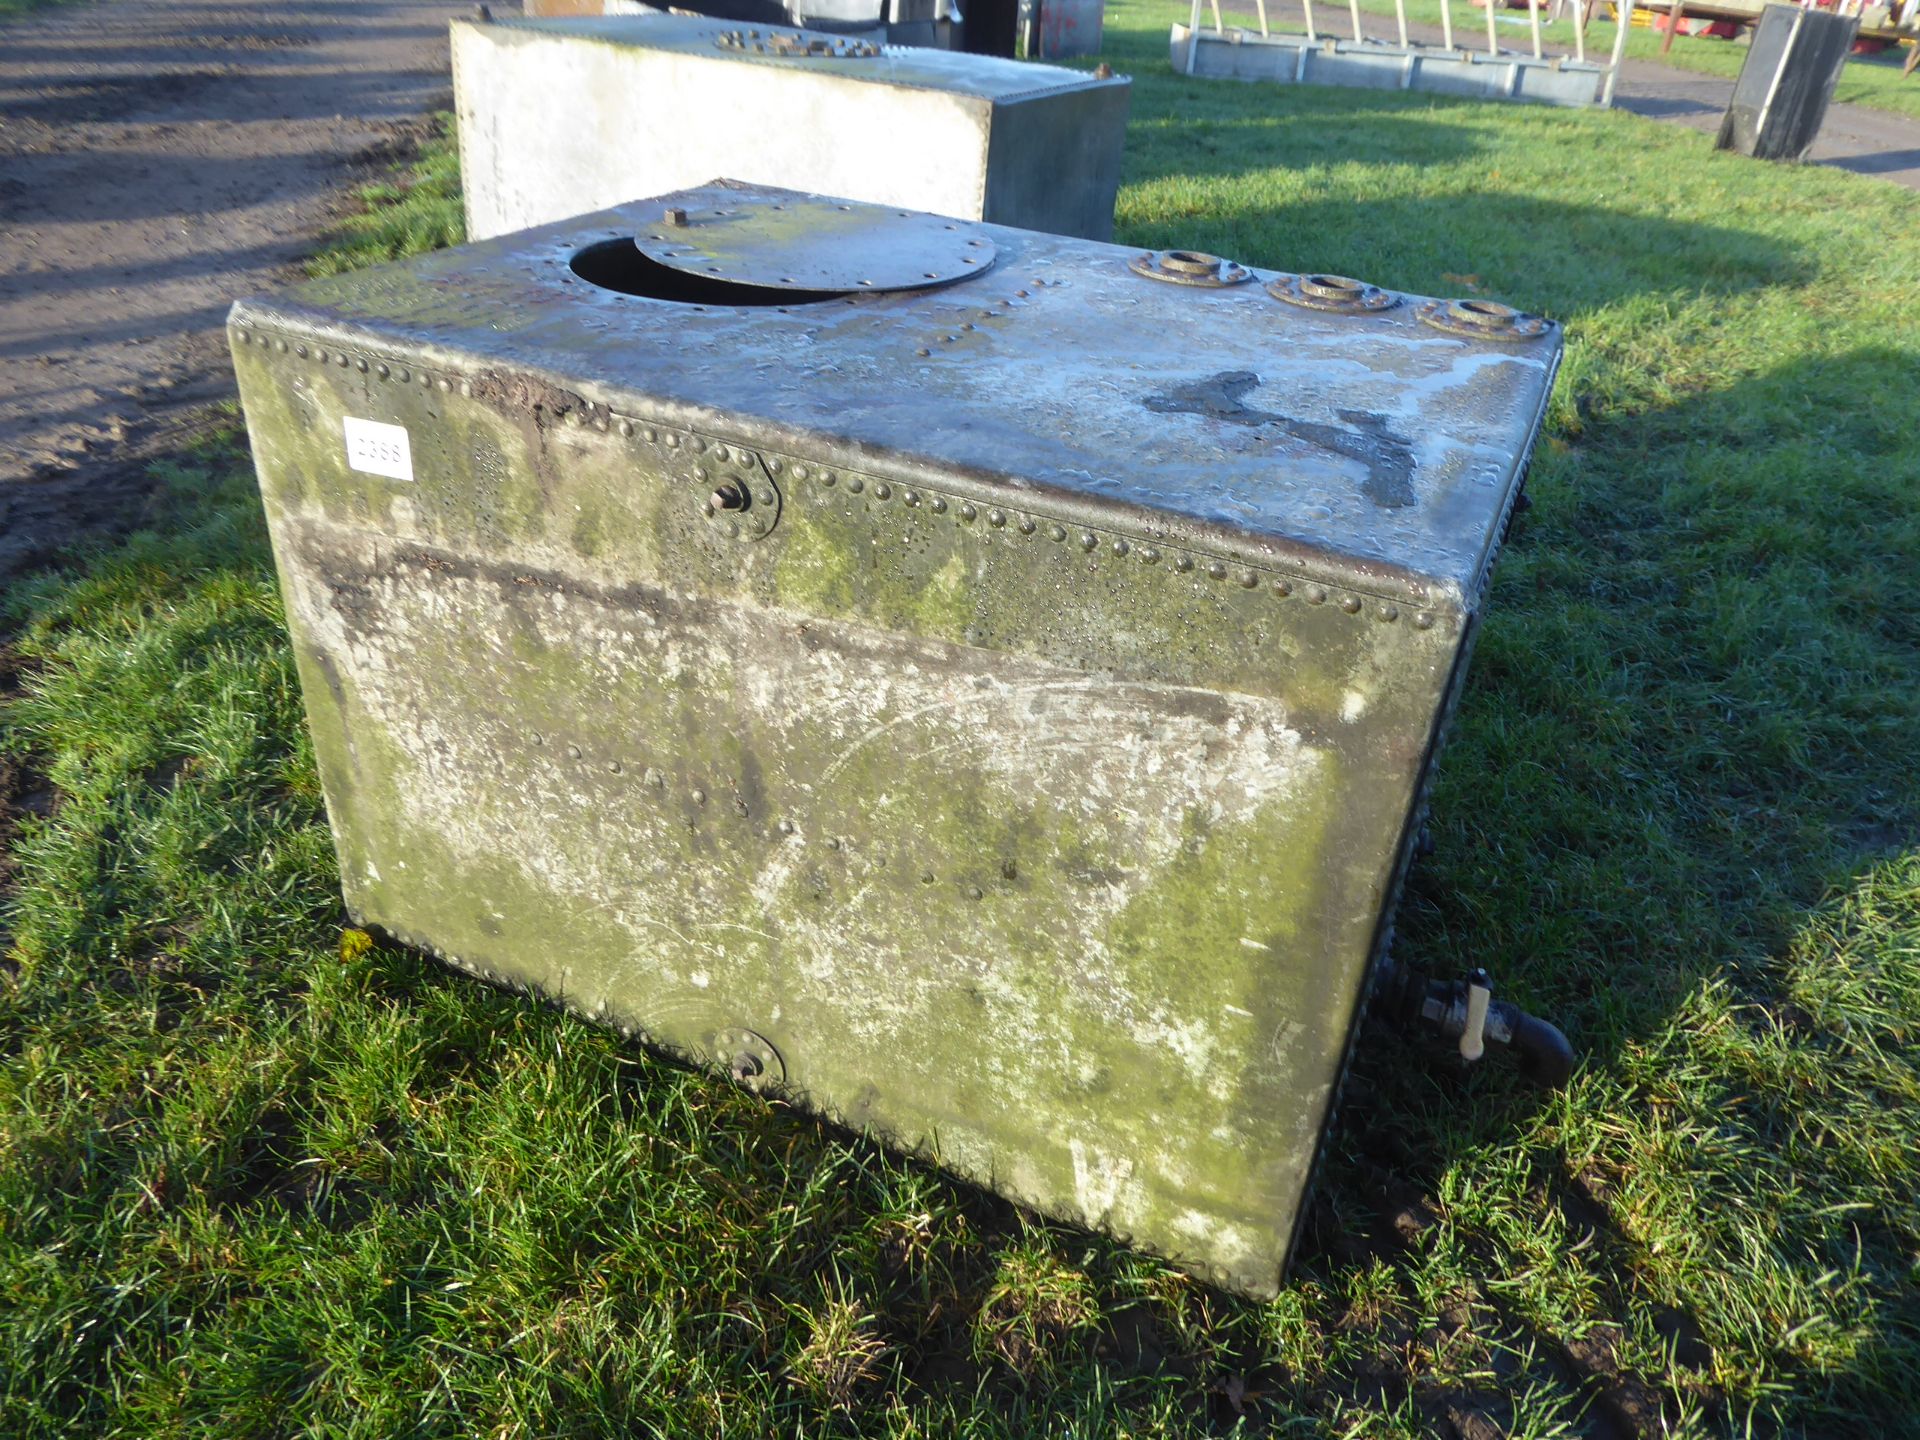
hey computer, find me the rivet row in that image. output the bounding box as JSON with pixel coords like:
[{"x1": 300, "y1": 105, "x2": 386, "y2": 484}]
[
  {"x1": 245, "y1": 329, "x2": 1434, "y2": 629},
  {"x1": 790, "y1": 456, "x2": 1417, "y2": 622}
]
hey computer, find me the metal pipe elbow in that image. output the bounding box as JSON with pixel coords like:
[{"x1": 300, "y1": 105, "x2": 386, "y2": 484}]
[{"x1": 1505, "y1": 1010, "x2": 1576, "y2": 1089}]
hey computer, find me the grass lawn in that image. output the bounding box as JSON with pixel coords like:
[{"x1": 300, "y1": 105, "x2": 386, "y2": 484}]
[
  {"x1": 4, "y1": 3, "x2": 1919, "y2": 1434},
  {"x1": 0, "y1": 0, "x2": 87, "y2": 19},
  {"x1": 1227, "y1": 0, "x2": 1920, "y2": 121}
]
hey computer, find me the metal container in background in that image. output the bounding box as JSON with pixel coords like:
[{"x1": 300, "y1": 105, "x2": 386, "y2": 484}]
[
  {"x1": 788, "y1": 0, "x2": 963, "y2": 48},
  {"x1": 1716, "y1": 3, "x2": 1860, "y2": 161},
  {"x1": 229, "y1": 184, "x2": 1561, "y2": 1297},
  {"x1": 521, "y1": 0, "x2": 659, "y2": 16},
  {"x1": 522, "y1": 0, "x2": 966, "y2": 49},
  {"x1": 452, "y1": 13, "x2": 1130, "y2": 242},
  {"x1": 1034, "y1": 0, "x2": 1104, "y2": 57},
  {"x1": 1169, "y1": 23, "x2": 1613, "y2": 108}
]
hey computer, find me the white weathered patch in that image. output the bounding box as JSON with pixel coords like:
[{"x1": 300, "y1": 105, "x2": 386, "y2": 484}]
[
  {"x1": 1131, "y1": 1007, "x2": 1224, "y2": 1089},
  {"x1": 1069, "y1": 1137, "x2": 1141, "y2": 1226},
  {"x1": 1340, "y1": 689, "x2": 1368, "y2": 723},
  {"x1": 1166, "y1": 1207, "x2": 1269, "y2": 1282},
  {"x1": 747, "y1": 843, "x2": 802, "y2": 916}
]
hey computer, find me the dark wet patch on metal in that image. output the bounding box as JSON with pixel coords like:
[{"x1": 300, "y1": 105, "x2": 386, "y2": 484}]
[{"x1": 1143, "y1": 370, "x2": 1417, "y2": 509}]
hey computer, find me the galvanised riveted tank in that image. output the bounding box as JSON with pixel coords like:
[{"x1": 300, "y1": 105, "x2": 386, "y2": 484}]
[
  {"x1": 452, "y1": 12, "x2": 1130, "y2": 243},
  {"x1": 229, "y1": 183, "x2": 1564, "y2": 1297}
]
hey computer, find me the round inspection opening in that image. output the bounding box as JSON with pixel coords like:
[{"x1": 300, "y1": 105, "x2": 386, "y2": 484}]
[{"x1": 569, "y1": 238, "x2": 850, "y2": 307}]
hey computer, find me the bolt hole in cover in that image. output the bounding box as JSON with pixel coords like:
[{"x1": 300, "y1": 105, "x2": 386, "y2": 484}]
[{"x1": 571, "y1": 195, "x2": 999, "y2": 306}]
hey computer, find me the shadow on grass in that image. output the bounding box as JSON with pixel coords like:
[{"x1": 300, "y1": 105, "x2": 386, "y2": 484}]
[
  {"x1": 1088, "y1": 4, "x2": 1815, "y2": 312},
  {"x1": 1118, "y1": 152, "x2": 1812, "y2": 319},
  {"x1": 1318, "y1": 340, "x2": 1920, "y2": 1433}
]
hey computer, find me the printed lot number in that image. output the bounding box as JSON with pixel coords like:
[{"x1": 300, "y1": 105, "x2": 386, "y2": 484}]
[{"x1": 343, "y1": 417, "x2": 414, "y2": 482}]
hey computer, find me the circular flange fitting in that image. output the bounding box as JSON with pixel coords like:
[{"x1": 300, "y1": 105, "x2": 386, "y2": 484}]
[
  {"x1": 636, "y1": 194, "x2": 995, "y2": 294},
  {"x1": 1127, "y1": 249, "x2": 1253, "y2": 287},
  {"x1": 1267, "y1": 272, "x2": 1398, "y2": 313},
  {"x1": 712, "y1": 1027, "x2": 785, "y2": 1091},
  {"x1": 715, "y1": 25, "x2": 881, "y2": 56},
  {"x1": 1417, "y1": 297, "x2": 1551, "y2": 341}
]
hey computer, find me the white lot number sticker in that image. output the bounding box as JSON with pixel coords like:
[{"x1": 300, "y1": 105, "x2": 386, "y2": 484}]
[{"x1": 343, "y1": 416, "x2": 414, "y2": 481}]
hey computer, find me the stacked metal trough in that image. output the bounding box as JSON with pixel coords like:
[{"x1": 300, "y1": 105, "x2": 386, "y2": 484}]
[{"x1": 452, "y1": 13, "x2": 1131, "y2": 241}]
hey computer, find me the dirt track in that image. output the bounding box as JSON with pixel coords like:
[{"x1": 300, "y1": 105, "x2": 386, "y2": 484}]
[{"x1": 0, "y1": 0, "x2": 466, "y2": 572}]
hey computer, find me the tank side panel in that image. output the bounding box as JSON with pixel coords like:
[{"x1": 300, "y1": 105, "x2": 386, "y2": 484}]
[
  {"x1": 981, "y1": 81, "x2": 1131, "y2": 242},
  {"x1": 232, "y1": 320, "x2": 1461, "y2": 1297}
]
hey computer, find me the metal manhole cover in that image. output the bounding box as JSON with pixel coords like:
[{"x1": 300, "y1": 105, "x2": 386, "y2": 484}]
[{"x1": 634, "y1": 197, "x2": 997, "y2": 294}]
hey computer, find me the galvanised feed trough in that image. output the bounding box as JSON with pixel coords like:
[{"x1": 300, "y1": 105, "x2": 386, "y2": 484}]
[
  {"x1": 452, "y1": 12, "x2": 1131, "y2": 243},
  {"x1": 229, "y1": 184, "x2": 1570, "y2": 1298},
  {"x1": 521, "y1": 0, "x2": 967, "y2": 52}
]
